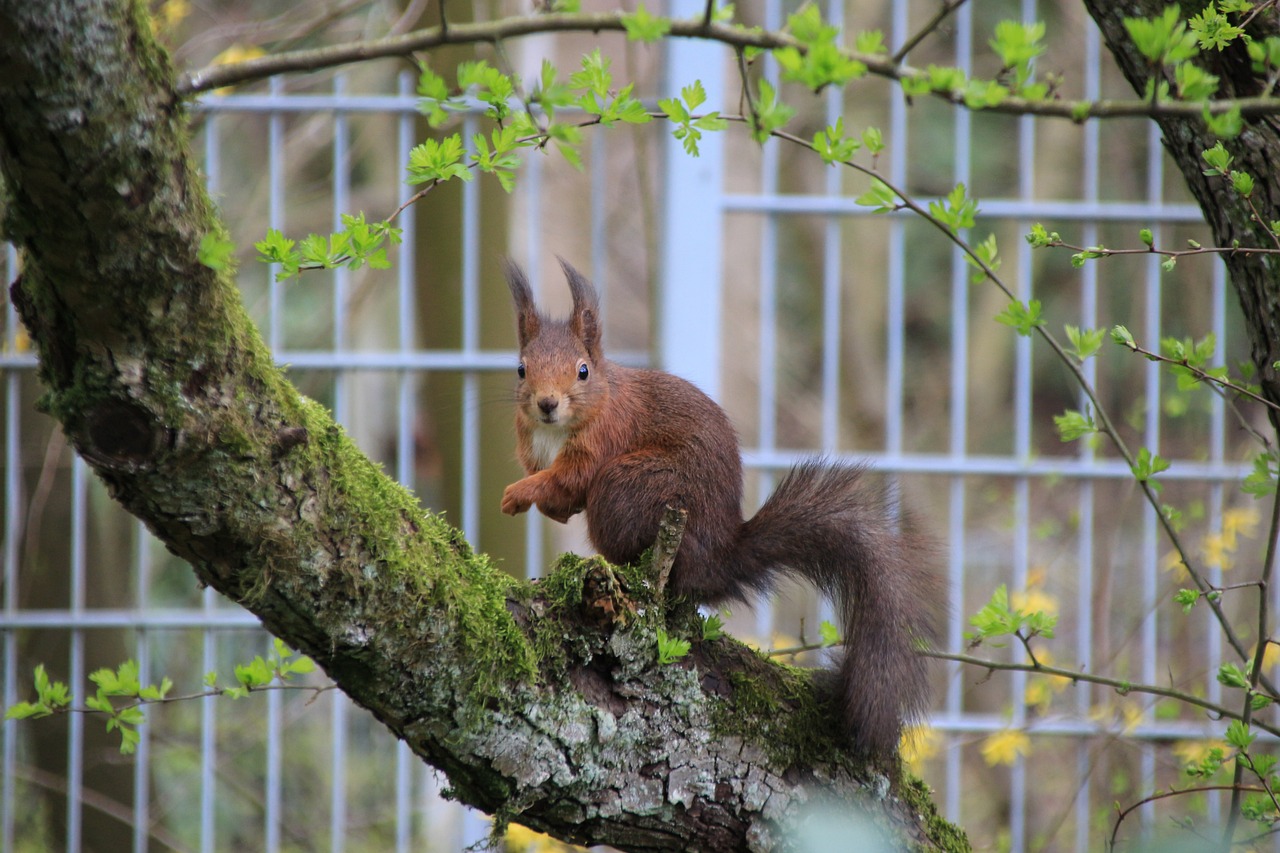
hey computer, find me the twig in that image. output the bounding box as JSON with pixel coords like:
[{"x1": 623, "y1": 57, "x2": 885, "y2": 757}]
[
  {"x1": 926, "y1": 649, "x2": 1277, "y2": 736},
  {"x1": 653, "y1": 504, "x2": 688, "y2": 596},
  {"x1": 891, "y1": 0, "x2": 970, "y2": 65},
  {"x1": 1225, "y1": 437, "x2": 1280, "y2": 844},
  {"x1": 1111, "y1": 784, "x2": 1269, "y2": 851}
]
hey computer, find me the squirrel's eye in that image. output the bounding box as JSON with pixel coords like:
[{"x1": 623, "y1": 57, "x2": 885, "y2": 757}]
[
  {"x1": 517, "y1": 362, "x2": 526, "y2": 380},
  {"x1": 577, "y1": 363, "x2": 589, "y2": 381}
]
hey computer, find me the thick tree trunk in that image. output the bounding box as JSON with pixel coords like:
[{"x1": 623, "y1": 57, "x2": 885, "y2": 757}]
[
  {"x1": 0, "y1": 1, "x2": 962, "y2": 850},
  {"x1": 1083, "y1": 1, "x2": 1280, "y2": 405}
]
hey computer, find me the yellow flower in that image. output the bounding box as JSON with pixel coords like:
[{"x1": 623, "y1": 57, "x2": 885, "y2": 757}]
[
  {"x1": 1121, "y1": 702, "x2": 1145, "y2": 734},
  {"x1": 212, "y1": 45, "x2": 266, "y2": 67},
  {"x1": 156, "y1": 0, "x2": 190, "y2": 28},
  {"x1": 900, "y1": 724, "x2": 940, "y2": 768},
  {"x1": 1161, "y1": 549, "x2": 1189, "y2": 581},
  {"x1": 1251, "y1": 641, "x2": 1280, "y2": 673},
  {"x1": 1222, "y1": 506, "x2": 1261, "y2": 548},
  {"x1": 1011, "y1": 587, "x2": 1058, "y2": 616},
  {"x1": 1025, "y1": 673, "x2": 1069, "y2": 713},
  {"x1": 1172, "y1": 739, "x2": 1228, "y2": 768},
  {"x1": 503, "y1": 822, "x2": 586, "y2": 853},
  {"x1": 1201, "y1": 532, "x2": 1234, "y2": 571},
  {"x1": 981, "y1": 729, "x2": 1030, "y2": 767},
  {"x1": 210, "y1": 45, "x2": 267, "y2": 95}
]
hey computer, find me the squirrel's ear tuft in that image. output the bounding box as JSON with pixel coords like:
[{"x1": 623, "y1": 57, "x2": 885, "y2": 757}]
[
  {"x1": 505, "y1": 259, "x2": 540, "y2": 348},
  {"x1": 558, "y1": 257, "x2": 602, "y2": 362}
]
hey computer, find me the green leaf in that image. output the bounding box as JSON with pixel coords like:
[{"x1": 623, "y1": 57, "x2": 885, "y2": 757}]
[
  {"x1": 746, "y1": 79, "x2": 795, "y2": 142},
  {"x1": 1202, "y1": 141, "x2": 1233, "y2": 175},
  {"x1": 235, "y1": 656, "x2": 274, "y2": 689},
  {"x1": 621, "y1": 3, "x2": 671, "y2": 42},
  {"x1": 1174, "y1": 588, "x2": 1200, "y2": 613},
  {"x1": 854, "y1": 178, "x2": 899, "y2": 213},
  {"x1": 1189, "y1": 5, "x2": 1246, "y2": 51},
  {"x1": 661, "y1": 80, "x2": 727, "y2": 157},
  {"x1": 1111, "y1": 324, "x2": 1137, "y2": 349},
  {"x1": 929, "y1": 183, "x2": 979, "y2": 233},
  {"x1": 1123, "y1": 5, "x2": 1200, "y2": 66},
  {"x1": 406, "y1": 135, "x2": 472, "y2": 186},
  {"x1": 925, "y1": 64, "x2": 966, "y2": 94},
  {"x1": 990, "y1": 20, "x2": 1047, "y2": 69},
  {"x1": 1025, "y1": 223, "x2": 1061, "y2": 248},
  {"x1": 994, "y1": 299, "x2": 1045, "y2": 337},
  {"x1": 812, "y1": 117, "x2": 859, "y2": 165},
  {"x1": 197, "y1": 233, "x2": 235, "y2": 272},
  {"x1": 965, "y1": 233, "x2": 1001, "y2": 283},
  {"x1": 819, "y1": 620, "x2": 841, "y2": 646},
  {"x1": 1071, "y1": 246, "x2": 1106, "y2": 267},
  {"x1": 655, "y1": 628, "x2": 691, "y2": 665},
  {"x1": 701, "y1": 613, "x2": 725, "y2": 642},
  {"x1": 854, "y1": 30, "x2": 887, "y2": 55},
  {"x1": 254, "y1": 229, "x2": 301, "y2": 279},
  {"x1": 861, "y1": 126, "x2": 884, "y2": 155},
  {"x1": 1054, "y1": 408, "x2": 1097, "y2": 442},
  {"x1": 1226, "y1": 718, "x2": 1257, "y2": 750},
  {"x1": 1065, "y1": 324, "x2": 1105, "y2": 361},
  {"x1": 1132, "y1": 447, "x2": 1172, "y2": 488},
  {"x1": 1174, "y1": 61, "x2": 1219, "y2": 100},
  {"x1": 1244, "y1": 451, "x2": 1279, "y2": 497},
  {"x1": 1231, "y1": 169, "x2": 1255, "y2": 197}
]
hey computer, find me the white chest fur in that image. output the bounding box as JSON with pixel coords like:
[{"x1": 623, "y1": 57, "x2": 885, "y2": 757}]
[{"x1": 529, "y1": 424, "x2": 569, "y2": 469}]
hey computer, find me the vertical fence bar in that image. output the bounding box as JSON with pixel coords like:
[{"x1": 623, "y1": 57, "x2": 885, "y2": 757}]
[
  {"x1": 395, "y1": 69, "x2": 418, "y2": 853},
  {"x1": 3, "y1": 243, "x2": 21, "y2": 853},
  {"x1": 820, "y1": 0, "x2": 844, "y2": 456},
  {"x1": 459, "y1": 113, "x2": 488, "y2": 852},
  {"x1": 330, "y1": 73, "x2": 352, "y2": 853},
  {"x1": 946, "y1": 0, "x2": 974, "y2": 827},
  {"x1": 132, "y1": 522, "x2": 152, "y2": 853},
  {"x1": 67, "y1": 458, "x2": 87, "y2": 853},
  {"x1": 1076, "y1": 15, "x2": 1102, "y2": 851},
  {"x1": 265, "y1": 74, "x2": 287, "y2": 853},
  {"x1": 1140, "y1": 119, "x2": 1165, "y2": 837},
  {"x1": 200, "y1": 106, "x2": 221, "y2": 853}
]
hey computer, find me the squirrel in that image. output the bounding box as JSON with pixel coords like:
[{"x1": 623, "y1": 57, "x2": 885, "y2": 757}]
[{"x1": 500, "y1": 258, "x2": 944, "y2": 758}]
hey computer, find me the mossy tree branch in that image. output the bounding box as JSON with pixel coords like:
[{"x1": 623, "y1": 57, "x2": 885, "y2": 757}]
[{"x1": 0, "y1": 1, "x2": 963, "y2": 850}]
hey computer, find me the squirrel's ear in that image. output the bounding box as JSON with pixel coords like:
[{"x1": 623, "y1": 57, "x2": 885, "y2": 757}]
[
  {"x1": 505, "y1": 260, "x2": 540, "y2": 348},
  {"x1": 558, "y1": 257, "x2": 602, "y2": 361}
]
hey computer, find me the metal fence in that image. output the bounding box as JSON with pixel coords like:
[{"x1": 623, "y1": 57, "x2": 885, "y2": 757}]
[{"x1": 1, "y1": 1, "x2": 1265, "y2": 851}]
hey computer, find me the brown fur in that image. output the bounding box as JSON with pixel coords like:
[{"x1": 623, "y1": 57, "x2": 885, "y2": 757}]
[{"x1": 501, "y1": 259, "x2": 944, "y2": 757}]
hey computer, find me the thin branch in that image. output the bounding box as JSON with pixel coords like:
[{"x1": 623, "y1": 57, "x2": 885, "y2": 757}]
[
  {"x1": 891, "y1": 0, "x2": 970, "y2": 65},
  {"x1": 176, "y1": 12, "x2": 1280, "y2": 126},
  {"x1": 1226, "y1": 443, "x2": 1280, "y2": 843},
  {"x1": 1111, "y1": 784, "x2": 1270, "y2": 851},
  {"x1": 1111, "y1": 339, "x2": 1280, "y2": 415},
  {"x1": 927, "y1": 649, "x2": 1277, "y2": 736}
]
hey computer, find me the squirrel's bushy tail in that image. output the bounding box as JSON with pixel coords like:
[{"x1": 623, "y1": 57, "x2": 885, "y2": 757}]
[{"x1": 733, "y1": 460, "x2": 943, "y2": 757}]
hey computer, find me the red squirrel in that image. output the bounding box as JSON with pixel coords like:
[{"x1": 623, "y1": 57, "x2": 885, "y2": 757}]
[{"x1": 500, "y1": 258, "x2": 943, "y2": 757}]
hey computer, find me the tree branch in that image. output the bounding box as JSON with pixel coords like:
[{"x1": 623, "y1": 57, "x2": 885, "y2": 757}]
[{"x1": 177, "y1": 10, "x2": 1280, "y2": 125}]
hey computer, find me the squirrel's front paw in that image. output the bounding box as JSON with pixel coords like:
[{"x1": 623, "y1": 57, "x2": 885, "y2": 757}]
[{"x1": 501, "y1": 481, "x2": 535, "y2": 515}]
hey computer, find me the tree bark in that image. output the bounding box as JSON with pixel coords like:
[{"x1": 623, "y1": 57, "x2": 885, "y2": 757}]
[
  {"x1": 1082, "y1": 1, "x2": 1280, "y2": 405},
  {"x1": 0, "y1": 2, "x2": 963, "y2": 851}
]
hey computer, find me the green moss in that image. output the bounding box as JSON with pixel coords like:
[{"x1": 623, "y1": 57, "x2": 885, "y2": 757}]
[
  {"x1": 898, "y1": 774, "x2": 971, "y2": 852},
  {"x1": 706, "y1": 651, "x2": 850, "y2": 769}
]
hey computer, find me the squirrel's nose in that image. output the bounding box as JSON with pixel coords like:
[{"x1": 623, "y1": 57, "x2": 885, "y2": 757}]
[{"x1": 537, "y1": 397, "x2": 559, "y2": 415}]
